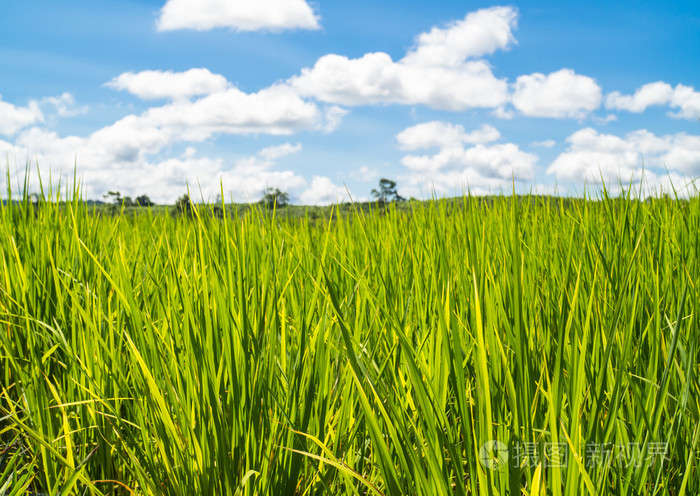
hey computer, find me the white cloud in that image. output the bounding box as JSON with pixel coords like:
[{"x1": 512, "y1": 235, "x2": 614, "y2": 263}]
[
  {"x1": 299, "y1": 176, "x2": 354, "y2": 205},
  {"x1": 157, "y1": 0, "x2": 320, "y2": 32},
  {"x1": 206, "y1": 144, "x2": 307, "y2": 202},
  {"x1": 289, "y1": 7, "x2": 517, "y2": 111},
  {"x1": 1, "y1": 82, "x2": 338, "y2": 200},
  {"x1": 532, "y1": 139, "x2": 556, "y2": 148},
  {"x1": 321, "y1": 105, "x2": 349, "y2": 133},
  {"x1": 547, "y1": 128, "x2": 700, "y2": 187},
  {"x1": 606, "y1": 82, "x2": 700, "y2": 119},
  {"x1": 1, "y1": 66, "x2": 353, "y2": 203},
  {"x1": 0, "y1": 96, "x2": 43, "y2": 136},
  {"x1": 92, "y1": 84, "x2": 329, "y2": 155},
  {"x1": 2, "y1": 135, "x2": 308, "y2": 203},
  {"x1": 0, "y1": 93, "x2": 86, "y2": 137},
  {"x1": 670, "y1": 85, "x2": 700, "y2": 119},
  {"x1": 396, "y1": 122, "x2": 500, "y2": 150},
  {"x1": 350, "y1": 165, "x2": 379, "y2": 183},
  {"x1": 3, "y1": 134, "x2": 366, "y2": 206},
  {"x1": 258, "y1": 142, "x2": 302, "y2": 161},
  {"x1": 396, "y1": 122, "x2": 537, "y2": 197},
  {"x1": 591, "y1": 113, "x2": 617, "y2": 125},
  {"x1": 401, "y1": 142, "x2": 536, "y2": 179},
  {"x1": 105, "y1": 69, "x2": 230, "y2": 100},
  {"x1": 41, "y1": 93, "x2": 88, "y2": 117},
  {"x1": 512, "y1": 69, "x2": 602, "y2": 118},
  {"x1": 605, "y1": 82, "x2": 673, "y2": 113},
  {"x1": 401, "y1": 6, "x2": 517, "y2": 67},
  {"x1": 290, "y1": 53, "x2": 509, "y2": 111}
]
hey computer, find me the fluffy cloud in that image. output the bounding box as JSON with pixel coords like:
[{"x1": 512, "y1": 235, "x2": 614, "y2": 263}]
[
  {"x1": 41, "y1": 93, "x2": 89, "y2": 117},
  {"x1": 2, "y1": 135, "x2": 308, "y2": 203},
  {"x1": 605, "y1": 82, "x2": 673, "y2": 113},
  {"x1": 134, "y1": 84, "x2": 331, "y2": 138},
  {"x1": 396, "y1": 122, "x2": 500, "y2": 150},
  {"x1": 512, "y1": 69, "x2": 602, "y2": 118},
  {"x1": 547, "y1": 128, "x2": 700, "y2": 188},
  {"x1": 396, "y1": 122, "x2": 538, "y2": 197},
  {"x1": 105, "y1": 69, "x2": 230, "y2": 100},
  {"x1": 290, "y1": 54, "x2": 508, "y2": 111},
  {"x1": 349, "y1": 166, "x2": 379, "y2": 183},
  {"x1": 0, "y1": 80, "x2": 342, "y2": 200},
  {"x1": 0, "y1": 96, "x2": 43, "y2": 136},
  {"x1": 157, "y1": 0, "x2": 320, "y2": 32},
  {"x1": 0, "y1": 93, "x2": 87, "y2": 136},
  {"x1": 80, "y1": 82, "x2": 334, "y2": 163},
  {"x1": 401, "y1": 6, "x2": 517, "y2": 67},
  {"x1": 2, "y1": 134, "x2": 366, "y2": 205},
  {"x1": 299, "y1": 176, "x2": 354, "y2": 205},
  {"x1": 0, "y1": 65, "x2": 352, "y2": 203},
  {"x1": 606, "y1": 82, "x2": 700, "y2": 119},
  {"x1": 289, "y1": 6, "x2": 517, "y2": 111},
  {"x1": 198, "y1": 143, "x2": 307, "y2": 202}
]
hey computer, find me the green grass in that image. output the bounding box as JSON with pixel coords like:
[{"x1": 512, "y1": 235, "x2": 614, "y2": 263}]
[{"x1": 1, "y1": 179, "x2": 698, "y2": 495}]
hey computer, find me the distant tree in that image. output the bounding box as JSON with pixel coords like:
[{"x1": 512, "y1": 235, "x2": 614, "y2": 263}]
[
  {"x1": 260, "y1": 187, "x2": 289, "y2": 209},
  {"x1": 135, "y1": 194, "x2": 154, "y2": 207},
  {"x1": 102, "y1": 190, "x2": 136, "y2": 207},
  {"x1": 103, "y1": 191, "x2": 122, "y2": 205},
  {"x1": 372, "y1": 178, "x2": 405, "y2": 204},
  {"x1": 174, "y1": 194, "x2": 194, "y2": 217}
]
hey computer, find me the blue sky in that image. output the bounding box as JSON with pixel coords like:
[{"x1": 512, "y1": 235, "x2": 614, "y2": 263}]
[{"x1": 0, "y1": 0, "x2": 698, "y2": 203}]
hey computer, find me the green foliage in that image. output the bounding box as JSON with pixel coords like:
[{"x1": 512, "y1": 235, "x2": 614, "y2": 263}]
[
  {"x1": 135, "y1": 194, "x2": 153, "y2": 207},
  {"x1": 172, "y1": 193, "x2": 194, "y2": 217},
  {"x1": 103, "y1": 190, "x2": 135, "y2": 209},
  {"x1": 1, "y1": 178, "x2": 699, "y2": 495},
  {"x1": 260, "y1": 187, "x2": 289, "y2": 209},
  {"x1": 371, "y1": 178, "x2": 405, "y2": 203}
]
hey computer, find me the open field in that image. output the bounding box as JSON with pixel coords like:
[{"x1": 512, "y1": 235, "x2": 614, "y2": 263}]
[{"x1": 1, "y1": 186, "x2": 699, "y2": 495}]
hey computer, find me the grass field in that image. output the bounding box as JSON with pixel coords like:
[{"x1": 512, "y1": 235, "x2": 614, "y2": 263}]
[{"x1": 1, "y1": 181, "x2": 698, "y2": 495}]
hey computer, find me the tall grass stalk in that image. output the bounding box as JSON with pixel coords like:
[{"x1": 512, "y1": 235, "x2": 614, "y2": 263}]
[{"x1": 1, "y1": 177, "x2": 698, "y2": 495}]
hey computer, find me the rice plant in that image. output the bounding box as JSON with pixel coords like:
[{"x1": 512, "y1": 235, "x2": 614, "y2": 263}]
[{"x1": 1, "y1": 176, "x2": 698, "y2": 495}]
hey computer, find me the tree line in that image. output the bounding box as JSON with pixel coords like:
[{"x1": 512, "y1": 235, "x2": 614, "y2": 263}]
[{"x1": 102, "y1": 178, "x2": 404, "y2": 214}]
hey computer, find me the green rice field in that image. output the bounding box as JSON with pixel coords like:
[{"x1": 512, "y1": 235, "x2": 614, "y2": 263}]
[{"x1": 1, "y1": 182, "x2": 699, "y2": 495}]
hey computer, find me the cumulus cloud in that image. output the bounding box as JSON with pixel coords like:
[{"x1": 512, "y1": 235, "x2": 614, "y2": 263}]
[
  {"x1": 0, "y1": 80, "x2": 341, "y2": 200},
  {"x1": 41, "y1": 93, "x2": 88, "y2": 117},
  {"x1": 349, "y1": 165, "x2": 379, "y2": 183},
  {"x1": 156, "y1": 0, "x2": 320, "y2": 32},
  {"x1": 396, "y1": 121, "x2": 538, "y2": 197},
  {"x1": 401, "y1": 6, "x2": 517, "y2": 67},
  {"x1": 512, "y1": 69, "x2": 602, "y2": 118},
  {"x1": 591, "y1": 114, "x2": 617, "y2": 125},
  {"x1": 605, "y1": 82, "x2": 673, "y2": 113},
  {"x1": 289, "y1": 6, "x2": 517, "y2": 111},
  {"x1": 105, "y1": 69, "x2": 230, "y2": 100},
  {"x1": 0, "y1": 96, "x2": 44, "y2": 136},
  {"x1": 606, "y1": 82, "x2": 700, "y2": 119},
  {"x1": 299, "y1": 176, "x2": 354, "y2": 205},
  {"x1": 2, "y1": 135, "x2": 308, "y2": 203},
  {"x1": 0, "y1": 93, "x2": 87, "y2": 136},
  {"x1": 547, "y1": 128, "x2": 700, "y2": 188},
  {"x1": 397, "y1": 122, "x2": 500, "y2": 150},
  {"x1": 89, "y1": 83, "x2": 329, "y2": 157},
  {"x1": 0, "y1": 64, "x2": 354, "y2": 203}
]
